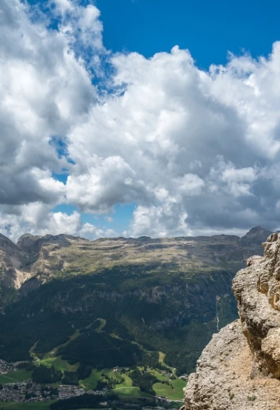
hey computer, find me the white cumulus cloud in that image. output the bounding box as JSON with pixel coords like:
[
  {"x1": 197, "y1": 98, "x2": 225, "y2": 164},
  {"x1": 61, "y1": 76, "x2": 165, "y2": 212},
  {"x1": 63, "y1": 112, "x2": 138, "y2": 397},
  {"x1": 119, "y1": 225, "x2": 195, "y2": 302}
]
[{"x1": 1, "y1": 0, "x2": 280, "y2": 240}]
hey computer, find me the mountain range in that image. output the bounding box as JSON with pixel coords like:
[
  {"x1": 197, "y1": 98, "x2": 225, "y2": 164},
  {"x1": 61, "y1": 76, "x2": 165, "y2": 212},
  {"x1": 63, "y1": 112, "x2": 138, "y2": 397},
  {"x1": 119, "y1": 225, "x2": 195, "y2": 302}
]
[
  {"x1": 0, "y1": 226, "x2": 272, "y2": 408},
  {"x1": 0, "y1": 226, "x2": 271, "y2": 290}
]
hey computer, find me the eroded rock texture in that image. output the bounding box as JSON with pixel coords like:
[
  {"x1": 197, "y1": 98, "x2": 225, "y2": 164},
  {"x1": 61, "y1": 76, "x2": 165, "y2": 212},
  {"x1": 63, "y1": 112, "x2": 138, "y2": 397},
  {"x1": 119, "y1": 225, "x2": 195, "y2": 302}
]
[{"x1": 183, "y1": 232, "x2": 280, "y2": 410}]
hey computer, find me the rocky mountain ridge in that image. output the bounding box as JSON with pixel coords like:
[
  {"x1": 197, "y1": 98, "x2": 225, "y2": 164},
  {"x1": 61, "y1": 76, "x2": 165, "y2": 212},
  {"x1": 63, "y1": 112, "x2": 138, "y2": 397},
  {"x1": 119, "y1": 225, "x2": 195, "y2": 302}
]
[
  {"x1": 183, "y1": 231, "x2": 280, "y2": 410},
  {"x1": 0, "y1": 227, "x2": 272, "y2": 291}
]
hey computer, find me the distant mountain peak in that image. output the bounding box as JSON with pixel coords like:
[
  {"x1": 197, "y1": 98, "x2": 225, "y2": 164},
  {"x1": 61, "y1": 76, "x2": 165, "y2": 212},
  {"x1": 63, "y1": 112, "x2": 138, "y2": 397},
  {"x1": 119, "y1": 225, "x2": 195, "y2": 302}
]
[
  {"x1": 0, "y1": 232, "x2": 14, "y2": 242},
  {"x1": 137, "y1": 236, "x2": 152, "y2": 241},
  {"x1": 244, "y1": 226, "x2": 271, "y2": 236},
  {"x1": 0, "y1": 232, "x2": 21, "y2": 251},
  {"x1": 17, "y1": 233, "x2": 42, "y2": 252},
  {"x1": 240, "y1": 226, "x2": 272, "y2": 248}
]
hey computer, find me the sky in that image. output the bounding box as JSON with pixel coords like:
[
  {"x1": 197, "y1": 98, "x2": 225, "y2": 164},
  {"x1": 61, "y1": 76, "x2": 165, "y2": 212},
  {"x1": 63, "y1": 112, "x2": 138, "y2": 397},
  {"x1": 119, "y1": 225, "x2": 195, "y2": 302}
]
[{"x1": 1, "y1": 0, "x2": 280, "y2": 241}]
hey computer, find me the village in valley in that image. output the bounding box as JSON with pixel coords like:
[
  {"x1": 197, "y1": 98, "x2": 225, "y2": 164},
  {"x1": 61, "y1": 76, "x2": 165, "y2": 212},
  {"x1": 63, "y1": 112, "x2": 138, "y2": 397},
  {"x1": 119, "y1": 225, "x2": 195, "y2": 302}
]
[{"x1": 0, "y1": 359, "x2": 184, "y2": 409}]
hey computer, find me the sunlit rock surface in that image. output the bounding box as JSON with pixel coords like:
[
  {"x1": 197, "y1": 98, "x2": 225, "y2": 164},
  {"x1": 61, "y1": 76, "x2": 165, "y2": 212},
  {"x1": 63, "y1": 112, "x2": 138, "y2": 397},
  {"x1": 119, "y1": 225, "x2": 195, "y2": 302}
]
[{"x1": 183, "y1": 232, "x2": 280, "y2": 410}]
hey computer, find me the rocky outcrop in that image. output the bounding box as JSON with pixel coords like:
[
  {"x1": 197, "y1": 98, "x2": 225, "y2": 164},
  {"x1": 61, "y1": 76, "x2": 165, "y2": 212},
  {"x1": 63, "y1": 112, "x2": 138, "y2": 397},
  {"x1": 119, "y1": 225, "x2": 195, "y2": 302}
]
[
  {"x1": 0, "y1": 233, "x2": 29, "y2": 289},
  {"x1": 184, "y1": 320, "x2": 280, "y2": 409},
  {"x1": 183, "y1": 232, "x2": 280, "y2": 410}
]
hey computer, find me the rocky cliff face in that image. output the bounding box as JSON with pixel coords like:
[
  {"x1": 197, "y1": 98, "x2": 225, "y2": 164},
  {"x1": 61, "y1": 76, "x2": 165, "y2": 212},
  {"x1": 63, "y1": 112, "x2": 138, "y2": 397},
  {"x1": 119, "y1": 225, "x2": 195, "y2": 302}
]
[
  {"x1": 183, "y1": 232, "x2": 280, "y2": 410},
  {"x1": 0, "y1": 233, "x2": 29, "y2": 289}
]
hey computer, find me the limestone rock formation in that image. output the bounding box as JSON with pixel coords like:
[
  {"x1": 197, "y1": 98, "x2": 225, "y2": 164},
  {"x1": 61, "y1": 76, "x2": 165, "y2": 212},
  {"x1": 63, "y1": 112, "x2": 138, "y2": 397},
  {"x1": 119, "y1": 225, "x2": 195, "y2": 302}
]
[
  {"x1": 0, "y1": 233, "x2": 29, "y2": 289},
  {"x1": 183, "y1": 232, "x2": 280, "y2": 410}
]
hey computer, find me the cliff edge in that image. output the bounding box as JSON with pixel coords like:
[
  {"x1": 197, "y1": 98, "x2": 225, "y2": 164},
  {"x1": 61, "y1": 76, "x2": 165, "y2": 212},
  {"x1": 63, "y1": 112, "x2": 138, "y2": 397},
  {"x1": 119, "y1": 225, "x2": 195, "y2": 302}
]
[{"x1": 183, "y1": 232, "x2": 280, "y2": 410}]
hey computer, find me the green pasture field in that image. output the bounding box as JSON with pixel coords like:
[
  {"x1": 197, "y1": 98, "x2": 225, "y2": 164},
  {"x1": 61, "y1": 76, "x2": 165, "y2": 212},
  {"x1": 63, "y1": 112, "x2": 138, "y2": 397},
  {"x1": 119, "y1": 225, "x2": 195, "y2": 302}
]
[{"x1": 0, "y1": 370, "x2": 32, "y2": 385}]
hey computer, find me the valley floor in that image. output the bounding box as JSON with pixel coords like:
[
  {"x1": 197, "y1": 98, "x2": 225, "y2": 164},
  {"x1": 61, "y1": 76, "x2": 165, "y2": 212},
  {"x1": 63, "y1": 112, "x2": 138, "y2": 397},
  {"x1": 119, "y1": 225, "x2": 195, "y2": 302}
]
[{"x1": 0, "y1": 363, "x2": 185, "y2": 410}]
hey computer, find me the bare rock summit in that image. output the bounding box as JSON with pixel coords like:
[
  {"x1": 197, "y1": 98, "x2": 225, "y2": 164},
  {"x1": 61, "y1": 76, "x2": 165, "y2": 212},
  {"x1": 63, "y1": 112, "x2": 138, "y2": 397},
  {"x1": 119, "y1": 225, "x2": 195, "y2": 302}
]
[{"x1": 183, "y1": 231, "x2": 280, "y2": 410}]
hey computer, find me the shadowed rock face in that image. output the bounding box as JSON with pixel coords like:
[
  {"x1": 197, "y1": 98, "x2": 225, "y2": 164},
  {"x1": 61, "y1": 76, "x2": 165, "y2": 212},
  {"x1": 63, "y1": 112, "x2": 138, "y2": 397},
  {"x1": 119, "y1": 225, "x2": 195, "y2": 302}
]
[{"x1": 183, "y1": 232, "x2": 280, "y2": 410}]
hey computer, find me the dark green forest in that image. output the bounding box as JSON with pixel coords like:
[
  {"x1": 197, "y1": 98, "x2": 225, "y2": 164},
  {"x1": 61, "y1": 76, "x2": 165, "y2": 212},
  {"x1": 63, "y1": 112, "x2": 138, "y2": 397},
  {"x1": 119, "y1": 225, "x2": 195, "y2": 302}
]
[{"x1": 0, "y1": 265, "x2": 237, "y2": 375}]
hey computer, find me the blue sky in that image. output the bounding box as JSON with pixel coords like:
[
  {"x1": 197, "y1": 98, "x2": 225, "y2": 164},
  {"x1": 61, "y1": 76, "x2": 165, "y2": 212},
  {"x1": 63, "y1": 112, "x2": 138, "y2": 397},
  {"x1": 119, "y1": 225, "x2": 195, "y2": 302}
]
[
  {"x1": 2, "y1": 0, "x2": 280, "y2": 240},
  {"x1": 96, "y1": 0, "x2": 279, "y2": 66}
]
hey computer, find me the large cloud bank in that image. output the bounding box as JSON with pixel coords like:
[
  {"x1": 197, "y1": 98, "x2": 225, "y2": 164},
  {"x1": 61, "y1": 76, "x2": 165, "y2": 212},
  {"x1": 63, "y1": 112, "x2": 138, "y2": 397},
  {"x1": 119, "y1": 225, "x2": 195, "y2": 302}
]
[{"x1": 1, "y1": 0, "x2": 280, "y2": 241}]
